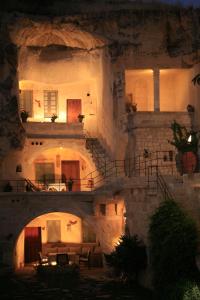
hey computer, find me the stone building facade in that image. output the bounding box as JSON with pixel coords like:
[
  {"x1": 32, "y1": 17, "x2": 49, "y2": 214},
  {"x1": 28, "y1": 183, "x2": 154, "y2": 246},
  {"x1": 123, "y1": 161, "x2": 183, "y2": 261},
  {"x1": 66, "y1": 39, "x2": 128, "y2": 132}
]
[{"x1": 0, "y1": 1, "x2": 200, "y2": 277}]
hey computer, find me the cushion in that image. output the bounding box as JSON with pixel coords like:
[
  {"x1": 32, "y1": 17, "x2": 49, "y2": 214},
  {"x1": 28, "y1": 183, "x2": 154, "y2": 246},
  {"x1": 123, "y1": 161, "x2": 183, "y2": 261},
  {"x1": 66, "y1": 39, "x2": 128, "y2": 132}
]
[
  {"x1": 81, "y1": 247, "x2": 90, "y2": 255},
  {"x1": 57, "y1": 247, "x2": 67, "y2": 253},
  {"x1": 69, "y1": 247, "x2": 81, "y2": 253}
]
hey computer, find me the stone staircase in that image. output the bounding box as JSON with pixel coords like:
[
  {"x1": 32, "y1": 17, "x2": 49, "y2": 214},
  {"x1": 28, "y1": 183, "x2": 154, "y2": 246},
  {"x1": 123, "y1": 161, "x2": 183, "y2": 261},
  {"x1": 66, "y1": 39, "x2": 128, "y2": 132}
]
[{"x1": 86, "y1": 138, "x2": 112, "y2": 176}]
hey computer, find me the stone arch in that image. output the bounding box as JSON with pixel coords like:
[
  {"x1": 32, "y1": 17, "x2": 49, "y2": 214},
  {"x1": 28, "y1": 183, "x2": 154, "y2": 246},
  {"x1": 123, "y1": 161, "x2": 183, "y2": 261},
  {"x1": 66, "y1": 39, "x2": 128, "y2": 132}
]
[
  {"x1": 9, "y1": 19, "x2": 106, "y2": 49},
  {"x1": 14, "y1": 209, "x2": 85, "y2": 269}
]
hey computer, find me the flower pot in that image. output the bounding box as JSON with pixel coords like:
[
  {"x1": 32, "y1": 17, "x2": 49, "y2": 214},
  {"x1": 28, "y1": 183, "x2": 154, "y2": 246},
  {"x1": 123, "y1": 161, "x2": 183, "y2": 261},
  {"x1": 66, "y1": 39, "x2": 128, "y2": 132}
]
[{"x1": 181, "y1": 151, "x2": 197, "y2": 174}]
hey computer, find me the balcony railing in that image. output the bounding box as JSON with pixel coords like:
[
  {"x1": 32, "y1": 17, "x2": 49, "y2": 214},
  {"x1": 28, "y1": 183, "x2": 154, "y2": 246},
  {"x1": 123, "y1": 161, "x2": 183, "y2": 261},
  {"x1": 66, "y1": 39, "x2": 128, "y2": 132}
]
[
  {"x1": 1, "y1": 150, "x2": 179, "y2": 193},
  {"x1": 0, "y1": 178, "x2": 95, "y2": 193}
]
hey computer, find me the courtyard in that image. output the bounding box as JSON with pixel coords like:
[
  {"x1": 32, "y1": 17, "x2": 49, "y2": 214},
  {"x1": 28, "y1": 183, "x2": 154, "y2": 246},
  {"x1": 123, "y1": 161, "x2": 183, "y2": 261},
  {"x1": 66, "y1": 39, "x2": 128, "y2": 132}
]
[{"x1": 0, "y1": 266, "x2": 153, "y2": 300}]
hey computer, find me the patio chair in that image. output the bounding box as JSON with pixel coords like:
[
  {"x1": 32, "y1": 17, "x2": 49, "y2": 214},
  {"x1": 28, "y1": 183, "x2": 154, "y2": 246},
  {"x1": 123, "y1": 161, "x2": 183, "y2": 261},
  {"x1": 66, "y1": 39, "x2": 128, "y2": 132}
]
[
  {"x1": 79, "y1": 248, "x2": 91, "y2": 269},
  {"x1": 38, "y1": 251, "x2": 48, "y2": 265},
  {"x1": 56, "y1": 253, "x2": 69, "y2": 266}
]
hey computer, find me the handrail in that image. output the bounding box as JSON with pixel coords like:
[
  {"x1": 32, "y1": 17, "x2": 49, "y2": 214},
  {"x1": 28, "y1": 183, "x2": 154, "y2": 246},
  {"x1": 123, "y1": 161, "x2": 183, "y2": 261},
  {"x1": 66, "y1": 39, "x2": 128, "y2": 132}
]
[
  {"x1": 1, "y1": 150, "x2": 177, "y2": 193},
  {"x1": 147, "y1": 165, "x2": 174, "y2": 201}
]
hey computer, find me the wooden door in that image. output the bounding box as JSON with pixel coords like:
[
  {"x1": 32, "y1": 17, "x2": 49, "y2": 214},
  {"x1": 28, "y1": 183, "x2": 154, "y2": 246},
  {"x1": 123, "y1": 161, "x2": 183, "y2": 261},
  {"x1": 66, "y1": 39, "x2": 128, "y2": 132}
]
[
  {"x1": 67, "y1": 99, "x2": 81, "y2": 123},
  {"x1": 24, "y1": 227, "x2": 41, "y2": 264},
  {"x1": 61, "y1": 160, "x2": 80, "y2": 191}
]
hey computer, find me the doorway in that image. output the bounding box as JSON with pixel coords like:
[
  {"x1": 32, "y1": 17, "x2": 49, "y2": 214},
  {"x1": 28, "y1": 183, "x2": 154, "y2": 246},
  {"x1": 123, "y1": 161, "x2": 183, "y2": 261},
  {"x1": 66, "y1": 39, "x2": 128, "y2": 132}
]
[
  {"x1": 24, "y1": 227, "x2": 41, "y2": 263},
  {"x1": 61, "y1": 160, "x2": 80, "y2": 191},
  {"x1": 67, "y1": 99, "x2": 81, "y2": 123}
]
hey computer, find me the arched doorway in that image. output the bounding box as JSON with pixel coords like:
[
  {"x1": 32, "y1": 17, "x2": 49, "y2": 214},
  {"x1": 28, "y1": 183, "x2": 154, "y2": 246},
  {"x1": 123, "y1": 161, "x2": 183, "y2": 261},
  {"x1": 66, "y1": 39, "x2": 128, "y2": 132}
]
[{"x1": 14, "y1": 211, "x2": 96, "y2": 269}]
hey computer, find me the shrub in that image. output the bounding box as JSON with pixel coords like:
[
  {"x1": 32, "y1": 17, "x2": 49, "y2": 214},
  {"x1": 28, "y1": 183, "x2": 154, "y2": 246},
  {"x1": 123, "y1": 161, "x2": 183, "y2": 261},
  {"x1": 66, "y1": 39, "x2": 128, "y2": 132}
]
[
  {"x1": 105, "y1": 234, "x2": 147, "y2": 283},
  {"x1": 162, "y1": 280, "x2": 200, "y2": 300},
  {"x1": 149, "y1": 200, "x2": 199, "y2": 295}
]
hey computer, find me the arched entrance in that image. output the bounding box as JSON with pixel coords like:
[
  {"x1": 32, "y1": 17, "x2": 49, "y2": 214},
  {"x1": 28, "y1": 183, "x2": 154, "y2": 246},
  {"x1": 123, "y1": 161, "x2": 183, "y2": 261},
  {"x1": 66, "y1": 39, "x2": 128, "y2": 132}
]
[{"x1": 14, "y1": 211, "x2": 97, "y2": 269}]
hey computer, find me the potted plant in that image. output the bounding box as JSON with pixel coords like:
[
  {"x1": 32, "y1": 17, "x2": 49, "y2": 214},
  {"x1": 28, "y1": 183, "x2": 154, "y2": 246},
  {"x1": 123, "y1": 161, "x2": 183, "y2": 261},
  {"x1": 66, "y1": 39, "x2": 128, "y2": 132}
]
[
  {"x1": 78, "y1": 114, "x2": 85, "y2": 123},
  {"x1": 20, "y1": 110, "x2": 29, "y2": 123},
  {"x1": 168, "y1": 120, "x2": 198, "y2": 174},
  {"x1": 51, "y1": 114, "x2": 58, "y2": 122}
]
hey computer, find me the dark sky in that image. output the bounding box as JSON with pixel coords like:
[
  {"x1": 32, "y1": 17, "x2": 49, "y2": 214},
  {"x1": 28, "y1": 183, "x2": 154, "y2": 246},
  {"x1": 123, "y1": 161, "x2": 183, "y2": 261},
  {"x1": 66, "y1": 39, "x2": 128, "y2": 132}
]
[{"x1": 161, "y1": 0, "x2": 200, "y2": 6}]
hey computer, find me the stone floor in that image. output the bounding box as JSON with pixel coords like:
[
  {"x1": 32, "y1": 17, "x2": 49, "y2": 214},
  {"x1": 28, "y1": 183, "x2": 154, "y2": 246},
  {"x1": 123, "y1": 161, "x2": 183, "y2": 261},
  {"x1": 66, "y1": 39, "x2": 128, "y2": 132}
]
[{"x1": 0, "y1": 266, "x2": 153, "y2": 300}]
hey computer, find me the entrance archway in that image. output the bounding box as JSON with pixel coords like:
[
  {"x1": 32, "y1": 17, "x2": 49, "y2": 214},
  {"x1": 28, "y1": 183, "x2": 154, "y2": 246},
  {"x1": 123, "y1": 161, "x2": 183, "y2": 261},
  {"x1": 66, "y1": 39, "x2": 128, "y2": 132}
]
[{"x1": 15, "y1": 212, "x2": 84, "y2": 269}]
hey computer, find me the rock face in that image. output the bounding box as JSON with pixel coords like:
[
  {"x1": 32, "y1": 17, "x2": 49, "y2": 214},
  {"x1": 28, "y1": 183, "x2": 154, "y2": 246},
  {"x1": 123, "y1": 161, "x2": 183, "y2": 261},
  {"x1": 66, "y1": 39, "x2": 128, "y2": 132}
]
[
  {"x1": 0, "y1": 5, "x2": 200, "y2": 158},
  {"x1": 0, "y1": 23, "x2": 25, "y2": 160}
]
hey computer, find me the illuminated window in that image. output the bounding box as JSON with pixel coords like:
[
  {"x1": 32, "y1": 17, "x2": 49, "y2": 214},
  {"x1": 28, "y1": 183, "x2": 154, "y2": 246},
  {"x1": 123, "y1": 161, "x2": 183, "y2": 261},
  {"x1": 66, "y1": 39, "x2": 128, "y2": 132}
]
[
  {"x1": 44, "y1": 90, "x2": 58, "y2": 118},
  {"x1": 20, "y1": 90, "x2": 33, "y2": 117}
]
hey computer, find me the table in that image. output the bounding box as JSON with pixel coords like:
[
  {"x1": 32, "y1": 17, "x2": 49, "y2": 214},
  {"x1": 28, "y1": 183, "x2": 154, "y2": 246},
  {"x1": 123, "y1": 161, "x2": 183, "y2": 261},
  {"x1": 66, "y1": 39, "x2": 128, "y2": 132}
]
[{"x1": 47, "y1": 252, "x2": 79, "y2": 265}]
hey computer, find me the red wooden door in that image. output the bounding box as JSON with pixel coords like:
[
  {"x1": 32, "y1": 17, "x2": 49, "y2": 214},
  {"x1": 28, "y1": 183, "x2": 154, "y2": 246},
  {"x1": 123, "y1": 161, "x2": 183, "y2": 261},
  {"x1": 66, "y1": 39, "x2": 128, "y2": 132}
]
[
  {"x1": 24, "y1": 227, "x2": 41, "y2": 263},
  {"x1": 67, "y1": 99, "x2": 81, "y2": 123},
  {"x1": 61, "y1": 160, "x2": 80, "y2": 191}
]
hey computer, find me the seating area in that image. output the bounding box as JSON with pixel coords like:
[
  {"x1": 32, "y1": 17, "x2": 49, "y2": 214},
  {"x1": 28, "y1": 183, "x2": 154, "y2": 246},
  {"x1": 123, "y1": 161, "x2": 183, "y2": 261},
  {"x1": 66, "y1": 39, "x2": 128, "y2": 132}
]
[{"x1": 39, "y1": 243, "x2": 103, "y2": 268}]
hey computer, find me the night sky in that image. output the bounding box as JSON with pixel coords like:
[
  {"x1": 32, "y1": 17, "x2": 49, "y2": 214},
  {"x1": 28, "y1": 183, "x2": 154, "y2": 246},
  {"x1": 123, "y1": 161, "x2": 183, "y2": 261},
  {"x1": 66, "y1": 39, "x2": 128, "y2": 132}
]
[{"x1": 161, "y1": 0, "x2": 200, "y2": 6}]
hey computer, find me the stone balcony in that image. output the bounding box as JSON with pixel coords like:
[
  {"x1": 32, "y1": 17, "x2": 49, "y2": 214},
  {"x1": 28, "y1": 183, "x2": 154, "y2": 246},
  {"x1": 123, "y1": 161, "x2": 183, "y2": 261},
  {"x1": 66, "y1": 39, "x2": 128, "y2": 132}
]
[{"x1": 23, "y1": 122, "x2": 84, "y2": 139}]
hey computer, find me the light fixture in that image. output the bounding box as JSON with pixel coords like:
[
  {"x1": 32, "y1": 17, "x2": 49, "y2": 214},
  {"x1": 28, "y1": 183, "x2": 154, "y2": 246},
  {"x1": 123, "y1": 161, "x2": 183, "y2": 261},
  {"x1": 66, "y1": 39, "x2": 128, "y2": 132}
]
[{"x1": 187, "y1": 135, "x2": 192, "y2": 143}]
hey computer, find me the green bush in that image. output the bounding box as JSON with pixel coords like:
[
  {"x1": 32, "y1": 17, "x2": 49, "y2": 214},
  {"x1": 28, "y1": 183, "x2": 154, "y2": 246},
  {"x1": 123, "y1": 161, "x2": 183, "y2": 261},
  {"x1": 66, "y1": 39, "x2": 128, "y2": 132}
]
[
  {"x1": 149, "y1": 200, "x2": 199, "y2": 294},
  {"x1": 105, "y1": 234, "x2": 147, "y2": 283},
  {"x1": 162, "y1": 280, "x2": 200, "y2": 300}
]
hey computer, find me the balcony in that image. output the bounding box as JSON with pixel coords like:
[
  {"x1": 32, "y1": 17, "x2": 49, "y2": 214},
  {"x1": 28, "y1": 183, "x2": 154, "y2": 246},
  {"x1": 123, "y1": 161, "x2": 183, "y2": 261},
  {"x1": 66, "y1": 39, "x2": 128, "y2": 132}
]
[{"x1": 23, "y1": 122, "x2": 84, "y2": 139}]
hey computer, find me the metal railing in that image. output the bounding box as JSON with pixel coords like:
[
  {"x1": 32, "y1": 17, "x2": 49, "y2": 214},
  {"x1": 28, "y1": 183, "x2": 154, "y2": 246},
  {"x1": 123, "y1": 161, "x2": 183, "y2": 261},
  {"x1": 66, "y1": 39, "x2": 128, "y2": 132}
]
[
  {"x1": 0, "y1": 178, "x2": 95, "y2": 193},
  {"x1": 147, "y1": 165, "x2": 174, "y2": 201},
  {"x1": 1, "y1": 150, "x2": 177, "y2": 193}
]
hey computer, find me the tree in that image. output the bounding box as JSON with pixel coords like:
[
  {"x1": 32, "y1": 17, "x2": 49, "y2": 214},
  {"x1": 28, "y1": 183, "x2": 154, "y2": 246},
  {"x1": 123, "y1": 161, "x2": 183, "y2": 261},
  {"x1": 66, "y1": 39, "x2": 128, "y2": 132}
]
[
  {"x1": 105, "y1": 234, "x2": 147, "y2": 283},
  {"x1": 149, "y1": 200, "x2": 199, "y2": 296}
]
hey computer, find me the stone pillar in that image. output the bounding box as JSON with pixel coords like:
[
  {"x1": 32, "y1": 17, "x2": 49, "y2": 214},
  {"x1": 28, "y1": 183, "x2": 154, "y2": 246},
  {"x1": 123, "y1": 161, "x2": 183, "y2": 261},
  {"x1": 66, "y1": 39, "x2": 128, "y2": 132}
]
[{"x1": 153, "y1": 68, "x2": 160, "y2": 112}]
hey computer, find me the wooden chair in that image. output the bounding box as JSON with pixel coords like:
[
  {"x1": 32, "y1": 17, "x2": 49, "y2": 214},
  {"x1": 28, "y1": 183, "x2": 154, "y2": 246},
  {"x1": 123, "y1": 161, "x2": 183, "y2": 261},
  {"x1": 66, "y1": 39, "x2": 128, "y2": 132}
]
[
  {"x1": 56, "y1": 253, "x2": 69, "y2": 266},
  {"x1": 38, "y1": 251, "x2": 48, "y2": 265},
  {"x1": 79, "y1": 249, "x2": 91, "y2": 268}
]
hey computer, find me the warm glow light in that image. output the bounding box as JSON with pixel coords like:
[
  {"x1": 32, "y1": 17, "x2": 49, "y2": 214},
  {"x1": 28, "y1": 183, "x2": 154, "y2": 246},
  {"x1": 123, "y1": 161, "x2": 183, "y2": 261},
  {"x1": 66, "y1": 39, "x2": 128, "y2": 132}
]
[
  {"x1": 188, "y1": 135, "x2": 192, "y2": 143},
  {"x1": 59, "y1": 112, "x2": 66, "y2": 121},
  {"x1": 50, "y1": 261, "x2": 57, "y2": 266},
  {"x1": 112, "y1": 237, "x2": 121, "y2": 247}
]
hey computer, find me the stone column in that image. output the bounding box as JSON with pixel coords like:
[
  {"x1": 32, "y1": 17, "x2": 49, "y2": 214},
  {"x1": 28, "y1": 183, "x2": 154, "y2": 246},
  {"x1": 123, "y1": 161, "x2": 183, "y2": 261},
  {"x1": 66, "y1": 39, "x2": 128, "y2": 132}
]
[{"x1": 153, "y1": 68, "x2": 160, "y2": 112}]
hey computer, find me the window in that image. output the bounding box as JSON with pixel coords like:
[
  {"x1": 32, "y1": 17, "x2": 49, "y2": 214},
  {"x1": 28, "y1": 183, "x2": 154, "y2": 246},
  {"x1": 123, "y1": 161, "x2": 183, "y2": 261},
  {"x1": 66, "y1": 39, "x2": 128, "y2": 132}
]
[
  {"x1": 82, "y1": 220, "x2": 96, "y2": 243},
  {"x1": 44, "y1": 90, "x2": 58, "y2": 118},
  {"x1": 99, "y1": 204, "x2": 106, "y2": 216},
  {"x1": 20, "y1": 90, "x2": 33, "y2": 117},
  {"x1": 35, "y1": 163, "x2": 55, "y2": 183},
  {"x1": 47, "y1": 220, "x2": 61, "y2": 243}
]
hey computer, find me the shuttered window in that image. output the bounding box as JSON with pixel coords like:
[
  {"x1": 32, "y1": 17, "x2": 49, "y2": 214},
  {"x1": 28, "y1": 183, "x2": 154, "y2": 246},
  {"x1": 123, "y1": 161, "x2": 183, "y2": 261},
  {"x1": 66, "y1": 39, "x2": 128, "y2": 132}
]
[
  {"x1": 47, "y1": 220, "x2": 61, "y2": 243},
  {"x1": 44, "y1": 90, "x2": 58, "y2": 118},
  {"x1": 20, "y1": 90, "x2": 33, "y2": 117},
  {"x1": 35, "y1": 163, "x2": 55, "y2": 183}
]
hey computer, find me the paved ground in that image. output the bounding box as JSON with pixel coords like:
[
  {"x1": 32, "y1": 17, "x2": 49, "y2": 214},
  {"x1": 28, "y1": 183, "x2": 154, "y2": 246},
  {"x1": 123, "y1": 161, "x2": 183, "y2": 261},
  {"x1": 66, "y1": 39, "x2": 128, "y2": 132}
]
[{"x1": 0, "y1": 266, "x2": 153, "y2": 300}]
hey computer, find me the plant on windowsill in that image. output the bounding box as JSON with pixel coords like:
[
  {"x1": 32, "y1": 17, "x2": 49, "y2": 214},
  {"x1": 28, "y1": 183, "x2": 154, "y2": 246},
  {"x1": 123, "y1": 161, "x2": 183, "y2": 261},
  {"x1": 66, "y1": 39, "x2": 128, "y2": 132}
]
[
  {"x1": 168, "y1": 120, "x2": 199, "y2": 174},
  {"x1": 20, "y1": 110, "x2": 29, "y2": 123},
  {"x1": 51, "y1": 114, "x2": 58, "y2": 122},
  {"x1": 78, "y1": 114, "x2": 85, "y2": 123}
]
